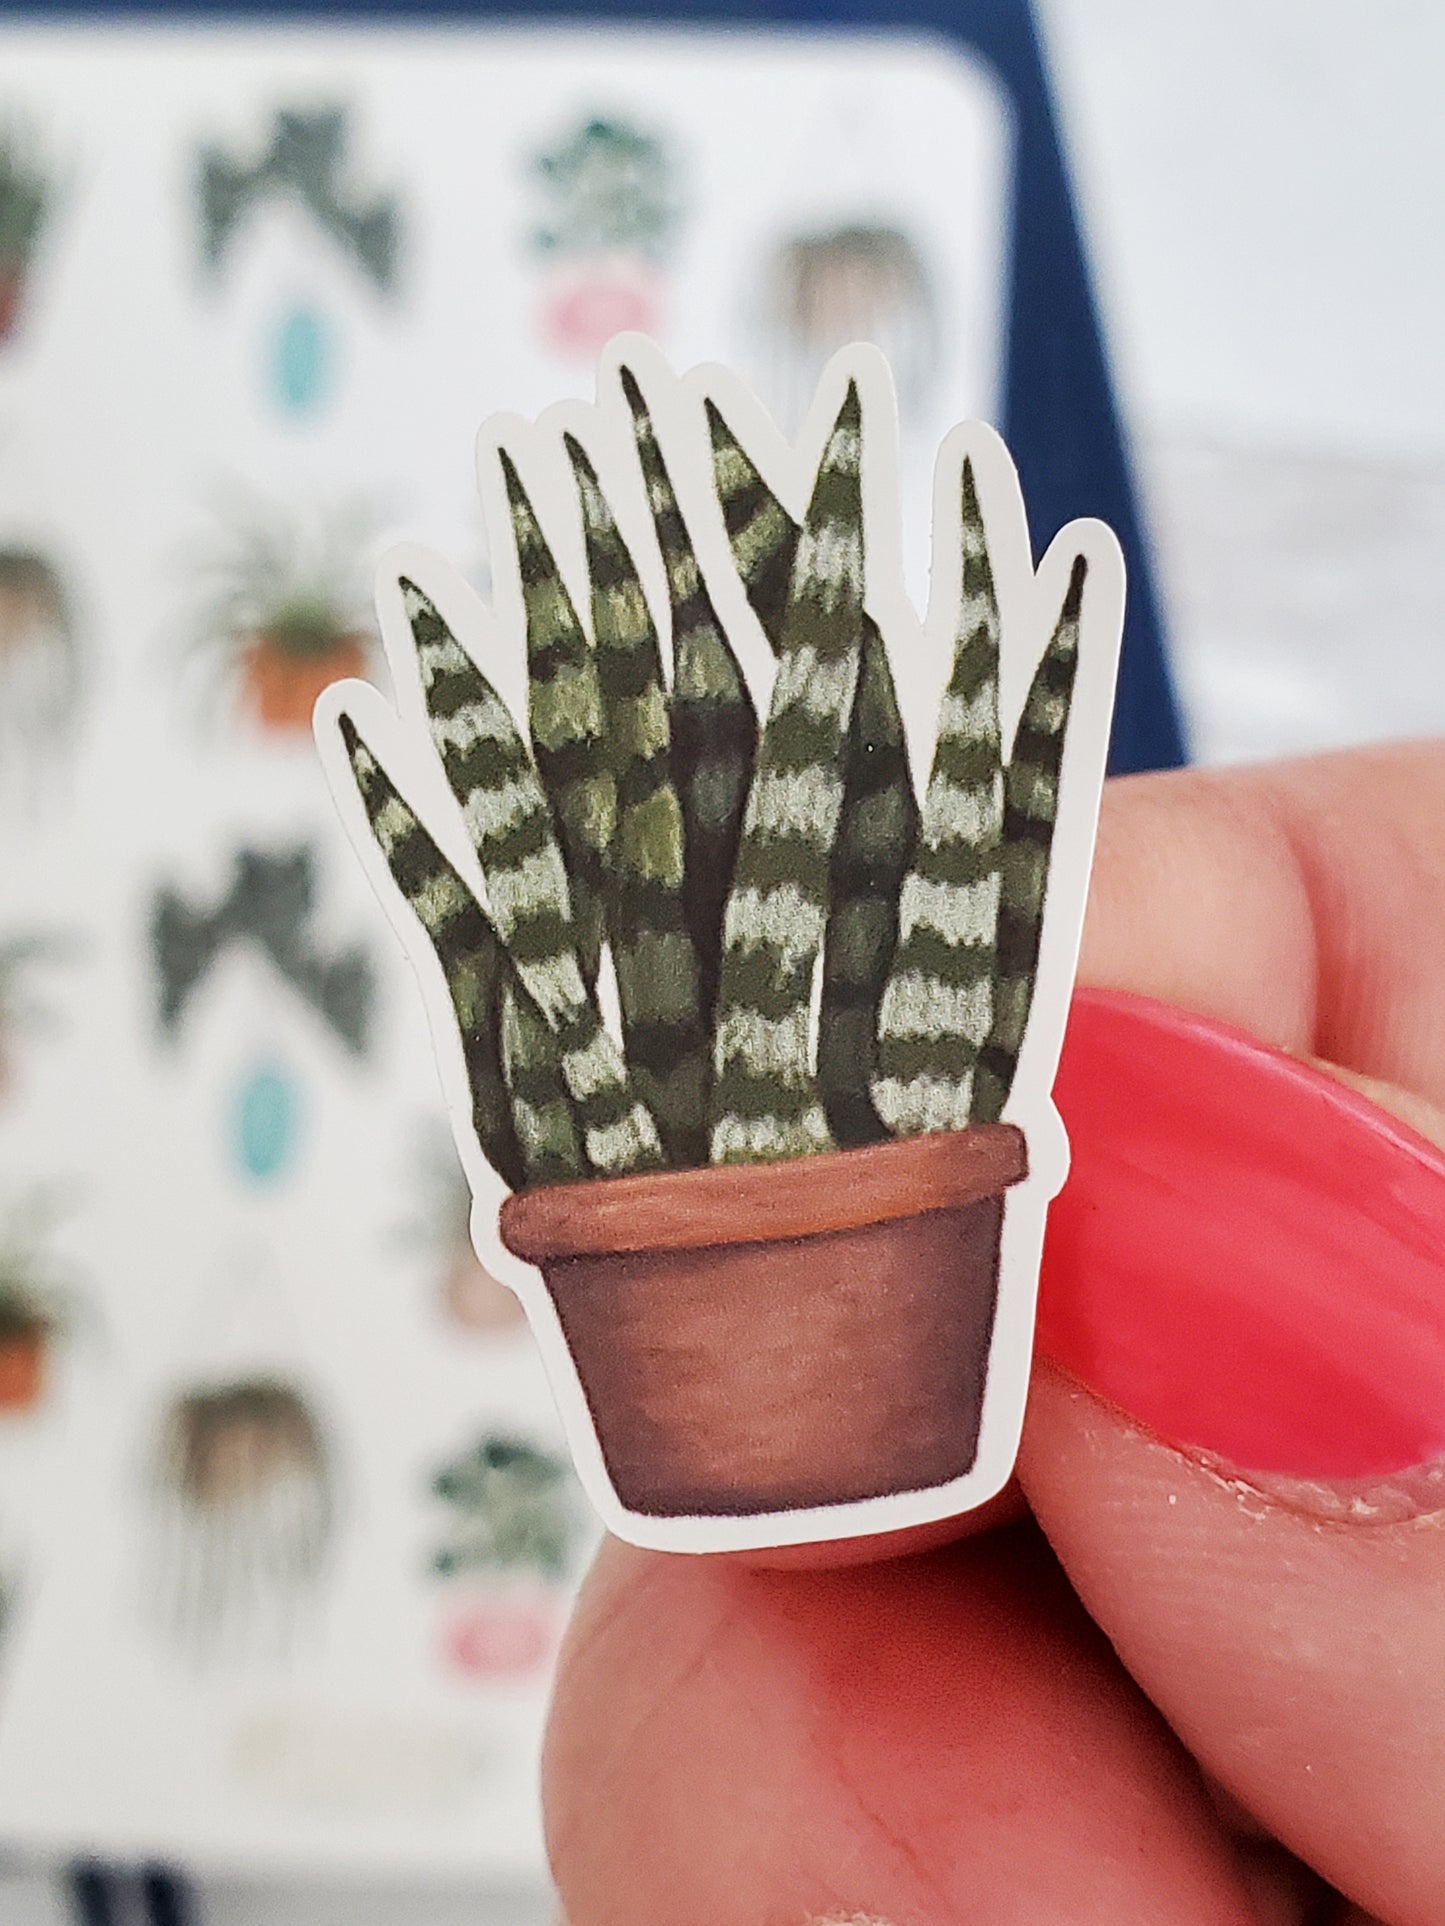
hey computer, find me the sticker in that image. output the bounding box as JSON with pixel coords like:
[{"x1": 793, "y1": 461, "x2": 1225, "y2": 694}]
[
  {"x1": 150, "y1": 845, "x2": 375, "y2": 1057},
  {"x1": 147, "y1": 1374, "x2": 334, "y2": 1663},
  {"x1": 429, "y1": 1431, "x2": 578, "y2": 1680},
  {"x1": 752, "y1": 220, "x2": 942, "y2": 431},
  {"x1": 0, "y1": 118, "x2": 50, "y2": 344},
  {"x1": 196, "y1": 105, "x2": 401, "y2": 296},
  {"x1": 316, "y1": 335, "x2": 1123, "y2": 1554},
  {"x1": 529, "y1": 114, "x2": 683, "y2": 360},
  {"x1": 0, "y1": 1187, "x2": 76, "y2": 1418},
  {"x1": 0, "y1": 931, "x2": 74, "y2": 1096},
  {"x1": 399, "y1": 1124, "x2": 527, "y2": 1336},
  {"x1": 0, "y1": 545, "x2": 82, "y2": 786},
  {"x1": 182, "y1": 501, "x2": 373, "y2": 736}
]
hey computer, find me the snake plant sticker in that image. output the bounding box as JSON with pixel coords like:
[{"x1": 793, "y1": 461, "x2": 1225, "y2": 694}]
[{"x1": 315, "y1": 337, "x2": 1123, "y2": 1554}]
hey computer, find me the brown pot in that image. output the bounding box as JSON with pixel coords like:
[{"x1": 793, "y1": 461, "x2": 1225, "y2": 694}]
[
  {"x1": 240, "y1": 633, "x2": 369, "y2": 732},
  {"x1": 0, "y1": 1330, "x2": 47, "y2": 1413},
  {"x1": 0, "y1": 267, "x2": 26, "y2": 343},
  {"x1": 500, "y1": 1124, "x2": 1027, "y2": 1519}
]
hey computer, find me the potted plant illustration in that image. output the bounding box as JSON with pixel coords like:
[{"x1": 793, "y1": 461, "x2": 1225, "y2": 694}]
[
  {"x1": 188, "y1": 506, "x2": 372, "y2": 734},
  {"x1": 0, "y1": 1193, "x2": 73, "y2": 1414},
  {"x1": 530, "y1": 116, "x2": 681, "y2": 359},
  {"x1": 0, "y1": 933, "x2": 68, "y2": 1095},
  {"x1": 0, "y1": 547, "x2": 81, "y2": 786},
  {"x1": 402, "y1": 1126, "x2": 527, "y2": 1336},
  {"x1": 324, "y1": 342, "x2": 1120, "y2": 1541},
  {"x1": 150, "y1": 1375, "x2": 333, "y2": 1660},
  {"x1": 756, "y1": 221, "x2": 941, "y2": 429},
  {"x1": 430, "y1": 1432, "x2": 577, "y2": 1678},
  {"x1": 0, "y1": 123, "x2": 49, "y2": 342}
]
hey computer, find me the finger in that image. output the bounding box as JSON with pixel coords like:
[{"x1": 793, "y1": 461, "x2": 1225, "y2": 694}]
[
  {"x1": 1029, "y1": 743, "x2": 1445, "y2": 1922},
  {"x1": 1081, "y1": 738, "x2": 1445, "y2": 1107},
  {"x1": 734, "y1": 1479, "x2": 1027, "y2": 1571},
  {"x1": 1020, "y1": 1361, "x2": 1445, "y2": 1926},
  {"x1": 545, "y1": 1527, "x2": 1269, "y2": 1925}
]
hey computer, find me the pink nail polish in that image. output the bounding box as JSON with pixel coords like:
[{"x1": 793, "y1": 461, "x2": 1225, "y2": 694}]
[{"x1": 1037, "y1": 989, "x2": 1445, "y2": 1481}]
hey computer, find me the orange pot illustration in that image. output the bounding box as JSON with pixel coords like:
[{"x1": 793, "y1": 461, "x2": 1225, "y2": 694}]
[
  {"x1": 185, "y1": 502, "x2": 373, "y2": 737},
  {"x1": 0, "y1": 1328, "x2": 46, "y2": 1413},
  {"x1": 0, "y1": 1186, "x2": 73, "y2": 1419},
  {"x1": 241, "y1": 630, "x2": 369, "y2": 732},
  {"x1": 443, "y1": 1249, "x2": 526, "y2": 1335},
  {"x1": 0, "y1": 267, "x2": 27, "y2": 343}
]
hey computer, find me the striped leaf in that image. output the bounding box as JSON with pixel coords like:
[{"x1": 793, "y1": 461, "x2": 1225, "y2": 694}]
[
  {"x1": 401, "y1": 577, "x2": 664, "y2": 1177},
  {"x1": 709, "y1": 385, "x2": 866, "y2": 1165},
  {"x1": 499, "y1": 984, "x2": 590, "y2": 1183},
  {"x1": 566, "y1": 434, "x2": 710, "y2": 1169},
  {"x1": 498, "y1": 452, "x2": 613, "y2": 987},
  {"x1": 706, "y1": 399, "x2": 797, "y2": 634},
  {"x1": 707, "y1": 400, "x2": 919, "y2": 1145},
  {"x1": 874, "y1": 459, "x2": 1004, "y2": 1135},
  {"x1": 621, "y1": 368, "x2": 757, "y2": 1026},
  {"x1": 972, "y1": 555, "x2": 1087, "y2": 1124},
  {"x1": 337, "y1": 714, "x2": 583, "y2": 1188}
]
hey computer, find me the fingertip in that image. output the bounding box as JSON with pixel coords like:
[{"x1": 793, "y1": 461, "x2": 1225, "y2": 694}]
[{"x1": 723, "y1": 1478, "x2": 1029, "y2": 1571}]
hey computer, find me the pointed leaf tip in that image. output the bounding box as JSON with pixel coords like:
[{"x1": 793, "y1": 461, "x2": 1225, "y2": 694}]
[
  {"x1": 497, "y1": 447, "x2": 527, "y2": 506},
  {"x1": 1063, "y1": 554, "x2": 1088, "y2": 621},
  {"x1": 703, "y1": 397, "x2": 733, "y2": 448},
  {"x1": 960, "y1": 457, "x2": 981, "y2": 516},
  {"x1": 819, "y1": 383, "x2": 863, "y2": 483},
  {"x1": 562, "y1": 431, "x2": 599, "y2": 487}
]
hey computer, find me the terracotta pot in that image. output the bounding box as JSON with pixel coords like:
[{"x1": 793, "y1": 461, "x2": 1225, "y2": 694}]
[
  {"x1": 0, "y1": 267, "x2": 26, "y2": 343},
  {"x1": 444, "y1": 1250, "x2": 527, "y2": 1335},
  {"x1": 500, "y1": 1125, "x2": 1027, "y2": 1519},
  {"x1": 440, "y1": 1583, "x2": 560, "y2": 1680},
  {"x1": 240, "y1": 633, "x2": 369, "y2": 732},
  {"x1": 541, "y1": 259, "x2": 661, "y2": 360},
  {"x1": 0, "y1": 1330, "x2": 47, "y2": 1413}
]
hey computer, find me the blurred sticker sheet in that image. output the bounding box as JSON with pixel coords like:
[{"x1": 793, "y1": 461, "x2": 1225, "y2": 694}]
[{"x1": 0, "y1": 19, "x2": 1009, "y2": 1879}]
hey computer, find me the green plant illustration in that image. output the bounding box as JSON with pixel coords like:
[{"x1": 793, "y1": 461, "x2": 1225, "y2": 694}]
[
  {"x1": 0, "y1": 1189, "x2": 73, "y2": 1347},
  {"x1": 338, "y1": 361, "x2": 1086, "y2": 1191},
  {"x1": 431, "y1": 1434, "x2": 575, "y2": 1584},
  {"x1": 532, "y1": 116, "x2": 680, "y2": 261},
  {"x1": 0, "y1": 122, "x2": 48, "y2": 288},
  {"x1": 197, "y1": 105, "x2": 401, "y2": 293},
  {"x1": 185, "y1": 501, "x2": 373, "y2": 730},
  {"x1": 0, "y1": 933, "x2": 70, "y2": 1061}
]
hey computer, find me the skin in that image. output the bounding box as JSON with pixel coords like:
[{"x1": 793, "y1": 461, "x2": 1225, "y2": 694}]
[{"x1": 543, "y1": 739, "x2": 1445, "y2": 1926}]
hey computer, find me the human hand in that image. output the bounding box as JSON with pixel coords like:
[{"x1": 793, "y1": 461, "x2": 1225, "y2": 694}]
[{"x1": 543, "y1": 740, "x2": 1445, "y2": 1926}]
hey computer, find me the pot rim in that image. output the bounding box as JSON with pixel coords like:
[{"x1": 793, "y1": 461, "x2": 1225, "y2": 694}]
[{"x1": 499, "y1": 1121, "x2": 1028, "y2": 1265}]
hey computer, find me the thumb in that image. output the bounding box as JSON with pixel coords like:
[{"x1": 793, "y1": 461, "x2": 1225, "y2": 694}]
[{"x1": 1021, "y1": 988, "x2": 1445, "y2": 1926}]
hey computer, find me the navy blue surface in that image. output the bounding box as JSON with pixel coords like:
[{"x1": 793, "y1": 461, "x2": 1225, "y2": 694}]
[{"x1": 1, "y1": 0, "x2": 1186, "y2": 772}]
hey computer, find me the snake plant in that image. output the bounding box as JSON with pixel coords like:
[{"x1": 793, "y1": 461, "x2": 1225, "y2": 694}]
[{"x1": 336, "y1": 357, "x2": 1086, "y2": 1187}]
